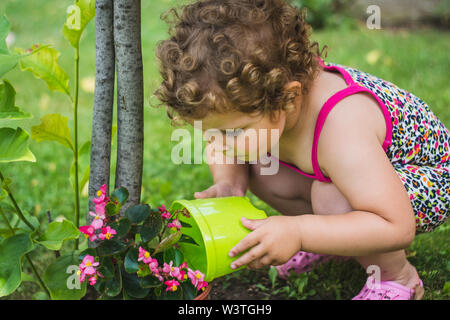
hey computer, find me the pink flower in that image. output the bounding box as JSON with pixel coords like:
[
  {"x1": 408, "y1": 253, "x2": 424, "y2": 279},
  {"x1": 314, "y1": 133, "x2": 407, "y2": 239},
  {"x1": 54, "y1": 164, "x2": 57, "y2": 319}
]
[
  {"x1": 79, "y1": 225, "x2": 97, "y2": 242},
  {"x1": 188, "y1": 269, "x2": 205, "y2": 289},
  {"x1": 93, "y1": 184, "x2": 109, "y2": 204},
  {"x1": 197, "y1": 280, "x2": 208, "y2": 291},
  {"x1": 95, "y1": 202, "x2": 106, "y2": 216},
  {"x1": 164, "y1": 279, "x2": 180, "y2": 292},
  {"x1": 148, "y1": 258, "x2": 159, "y2": 274},
  {"x1": 163, "y1": 261, "x2": 184, "y2": 280},
  {"x1": 80, "y1": 255, "x2": 99, "y2": 276},
  {"x1": 158, "y1": 204, "x2": 171, "y2": 219},
  {"x1": 168, "y1": 219, "x2": 181, "y2": 231},
  {"x1": 138, "y1": 246, "x2": 153, "y2": 264},
  {"x1": 89, "y1": 211, "x2": 105, "y2": 230},
  {"x1": 179, "y1": 262, "x2": 188, "y2": 270},
  {"x1": 98, "y1": 226, "x2": 117, "y2": 240},
  {"x1": 88, "y1": 275, "x2": 97, "y2": 286}
]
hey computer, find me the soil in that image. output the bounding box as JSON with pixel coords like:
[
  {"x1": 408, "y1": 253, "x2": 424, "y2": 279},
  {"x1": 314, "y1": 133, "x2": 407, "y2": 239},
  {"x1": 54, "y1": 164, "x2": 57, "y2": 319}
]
[{"x1": 209, "y1": 267, "x2": 279, "y2": 300}]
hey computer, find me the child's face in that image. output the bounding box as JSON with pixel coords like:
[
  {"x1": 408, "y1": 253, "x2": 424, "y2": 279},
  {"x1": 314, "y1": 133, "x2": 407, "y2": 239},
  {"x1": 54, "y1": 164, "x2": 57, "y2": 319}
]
[{"x1": 186, "y1": 109, "x2": 286, "y2": 162}]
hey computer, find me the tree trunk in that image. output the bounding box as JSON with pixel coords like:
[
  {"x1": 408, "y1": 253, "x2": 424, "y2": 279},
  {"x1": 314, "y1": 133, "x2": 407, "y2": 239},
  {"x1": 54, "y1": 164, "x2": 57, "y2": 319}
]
[
  {"x1": 88, "y1": 0, "x2": 115, "y2": 235},
  {"x1": 113, "y1": 0, "x2": 144, "y2": 213}
]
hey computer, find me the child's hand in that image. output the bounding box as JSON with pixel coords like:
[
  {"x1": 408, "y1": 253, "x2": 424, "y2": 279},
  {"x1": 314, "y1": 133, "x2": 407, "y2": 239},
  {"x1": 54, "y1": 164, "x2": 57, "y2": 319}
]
[
  {"x1": 228, "y1": 216, "x2": 303, "y2": 270},
  {"x1": 194, "y1": 181, "x2": 246, "y2": 199}
]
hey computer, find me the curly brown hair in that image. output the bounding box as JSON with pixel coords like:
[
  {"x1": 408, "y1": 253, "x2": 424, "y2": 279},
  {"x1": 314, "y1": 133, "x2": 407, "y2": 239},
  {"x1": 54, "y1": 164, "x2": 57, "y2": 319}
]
[{"x1": 154, "y1": 0, "x2": 327, "y2": 126}]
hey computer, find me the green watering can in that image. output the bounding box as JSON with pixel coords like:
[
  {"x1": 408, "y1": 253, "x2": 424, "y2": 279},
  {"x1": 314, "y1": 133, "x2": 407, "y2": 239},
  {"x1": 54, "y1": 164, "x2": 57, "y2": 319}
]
[{"x1": 168, "y1": 196, "x2": 267, "y2": 282}]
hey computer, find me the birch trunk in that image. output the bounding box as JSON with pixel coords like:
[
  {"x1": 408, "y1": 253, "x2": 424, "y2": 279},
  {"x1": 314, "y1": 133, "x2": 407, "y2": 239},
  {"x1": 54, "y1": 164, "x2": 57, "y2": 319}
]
[
  {"x1": 88, "y1": 0, "x2": 115, "y2": 231},
  {"x1": 113, "y1": 0, "x2": 144, "y2": 213}
]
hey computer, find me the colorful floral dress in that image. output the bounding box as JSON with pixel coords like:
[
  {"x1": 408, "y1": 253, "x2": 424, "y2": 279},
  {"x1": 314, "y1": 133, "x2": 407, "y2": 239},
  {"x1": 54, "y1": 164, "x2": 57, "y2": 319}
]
[{"x1": 271, "y1": 58, "x2": 449, "y2": 233}]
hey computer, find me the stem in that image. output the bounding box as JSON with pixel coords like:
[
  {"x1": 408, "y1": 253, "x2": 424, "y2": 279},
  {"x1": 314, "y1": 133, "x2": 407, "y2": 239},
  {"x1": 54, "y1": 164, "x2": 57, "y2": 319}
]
[
  {"x1": 0, "y1": 206, "x2": 50, "y2": 298},
  {"x1": 73, "y1": 47, "x2": 81, "y2": 250},
  {"x1": 24, "y1": 254, "x2": 51, "y2": 299},
  {"x1": 0, "y1": 170, "x2": 35, "y2": 232}
]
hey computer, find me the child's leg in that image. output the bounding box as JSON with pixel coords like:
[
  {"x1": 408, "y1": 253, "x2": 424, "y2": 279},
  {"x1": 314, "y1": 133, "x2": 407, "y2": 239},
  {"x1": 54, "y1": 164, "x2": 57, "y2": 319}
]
[{"x1": 311, "y1": 180, "x2": 421, "y2": 289}]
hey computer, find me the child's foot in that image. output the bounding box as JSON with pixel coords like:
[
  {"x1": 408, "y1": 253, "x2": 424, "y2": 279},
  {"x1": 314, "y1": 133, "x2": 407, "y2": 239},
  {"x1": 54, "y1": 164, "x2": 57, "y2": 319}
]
[
  {"x1": 274, "y1": 251, "x2": 351, "y2": 279},
  {"x1": 352, "y1": 278, "x2": 424, "y2": 300},
  {"x1": 353, "y1": 263, "x2": 424, "y2": 300}
]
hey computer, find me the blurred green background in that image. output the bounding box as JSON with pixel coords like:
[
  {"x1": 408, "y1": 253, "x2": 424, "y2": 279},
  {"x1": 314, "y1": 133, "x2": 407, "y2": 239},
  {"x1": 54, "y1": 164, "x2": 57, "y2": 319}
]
[{"x1": 0, "y1": 0, "x2": 448, "y2": 299}]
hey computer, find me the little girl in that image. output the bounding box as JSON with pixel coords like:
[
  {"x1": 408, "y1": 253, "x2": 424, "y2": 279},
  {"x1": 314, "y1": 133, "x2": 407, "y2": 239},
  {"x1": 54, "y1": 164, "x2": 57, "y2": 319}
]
[{"x1": 154, "y1": 0, "x2": 449, "y2": 300}]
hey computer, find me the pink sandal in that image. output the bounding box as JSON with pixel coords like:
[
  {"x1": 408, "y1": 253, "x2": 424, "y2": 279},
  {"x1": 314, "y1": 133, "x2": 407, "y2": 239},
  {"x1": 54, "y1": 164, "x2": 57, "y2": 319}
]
[
  {"x1": 274, "y1": 251, "x2": 351, "y2": 279},
  {"x1": 352, "y1": 278, "x2": 424, "y2": 300}
]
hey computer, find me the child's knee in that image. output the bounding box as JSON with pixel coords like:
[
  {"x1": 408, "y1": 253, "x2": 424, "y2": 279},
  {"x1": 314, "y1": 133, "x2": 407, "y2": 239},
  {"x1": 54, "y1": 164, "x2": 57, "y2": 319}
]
[{"x1": 311, "y1": 180, "x2": 353, "y2": 215}]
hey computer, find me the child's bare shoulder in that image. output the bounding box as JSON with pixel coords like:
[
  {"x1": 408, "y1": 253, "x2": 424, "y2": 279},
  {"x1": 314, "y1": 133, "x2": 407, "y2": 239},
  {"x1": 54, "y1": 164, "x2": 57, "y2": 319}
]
[{"x1": 319, "y1": 89, "x2": 388, "y2": 151}]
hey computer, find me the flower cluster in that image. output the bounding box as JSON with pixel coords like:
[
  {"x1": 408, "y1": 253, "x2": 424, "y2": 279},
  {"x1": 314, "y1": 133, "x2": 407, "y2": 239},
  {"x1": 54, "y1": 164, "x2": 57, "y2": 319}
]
[
  {"x1": 79, "y1": 184, "x2": 116, "y2": 242},
  {"x1": 138, "y1": 246, "x2": 208, "y2": 292},
  {"x1": 78, "y1": 255, "x2": 103, "y2": 286},
  {"x1": 158, "y1": 204, "x2": 181, "y2": 232}
]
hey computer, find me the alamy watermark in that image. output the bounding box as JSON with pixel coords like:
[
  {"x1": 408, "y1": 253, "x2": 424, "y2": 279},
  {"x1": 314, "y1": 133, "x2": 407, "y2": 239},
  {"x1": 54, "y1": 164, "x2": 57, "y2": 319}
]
[
  {"x1": 366, "y1": 5, "x2": 381, "y2": 29},
  {"x1": 366, "y1": 264, "x2": 381, "y2": 289},
  {"x1": 66, "y1": 265, "x2": 81, "y2": 290}
]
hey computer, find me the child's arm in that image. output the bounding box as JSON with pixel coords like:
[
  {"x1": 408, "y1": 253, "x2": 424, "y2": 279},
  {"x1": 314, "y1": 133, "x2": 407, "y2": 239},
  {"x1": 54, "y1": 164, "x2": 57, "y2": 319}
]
[
  {"x1": 194, "y1": 142, "x2": 249, "y2": 198},
  {"x1": 228, "y1": 96, "x2": 416, "y2": 269}
]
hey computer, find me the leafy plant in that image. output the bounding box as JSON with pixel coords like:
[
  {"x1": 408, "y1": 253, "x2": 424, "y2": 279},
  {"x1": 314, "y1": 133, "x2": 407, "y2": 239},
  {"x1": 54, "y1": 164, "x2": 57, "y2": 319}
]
[
  {"x1": 76, "y1": 185, "x2": 209, "y2": 300},
  {"x1": 0, "y1": 0, "x2": 95, "y2": 299}
]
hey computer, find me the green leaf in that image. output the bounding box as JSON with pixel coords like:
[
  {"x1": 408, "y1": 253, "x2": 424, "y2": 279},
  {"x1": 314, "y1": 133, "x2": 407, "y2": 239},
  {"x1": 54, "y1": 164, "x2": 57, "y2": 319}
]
[
  {"x1": 136, "y1": 264, "x2": 152, "y2": 278},
  {"x1": 163, "y1": 247, "x2": 175, "y2": 264},
  {"x1": 0, "y1": 80, "x2": 32, "y2": 120},
  {"x1": 98, "y1": 256, "x2": 115, "y2": 278},
  {"x1": 43, "y1": 253, "x2": 86, "y2": 300},
  {"x1": 16, "y1": 46, "x2": 70, "y2": 96},
  {"x1": 97, "y1": 239, "x2": 127, "y2": 256},
  {"x1": 125, "y1": 204, "x2": 150, "y2": 224},
  {"x1": 31, "y1": 114, "x2": 74, "y2": 151},
  {"x1": 121, "y1": 270, "x2": 150, "y2": 299},
  {"x1": 140, "y1": 275, "x2": 161, "y2": 288},
  {"x1": 62, "y1": 0, "x2": 96, "y2": 49},
  {"x1": 20, "y1": 271, "x2": 37, "y2": 284},
  {"x1": 0, "y1": 54, "x2": 19, "y2": 79},
  {"x1": 153, "y1": 231, "x2": 182, "y2": 255},
  {"x1": 35, "y1": 219, "x2": 79, "y2": 250},
  {"x1": 124, "y1": 247, "x2": 139, "y2": 273},
  {"x1": 111, "y1": 187, "x2": 129, "y2": 206},
  {"x1": 0, "y1": 127, "x2": 36, "y2": 163},
  {"x1": 269, "y1": 266, "x2": 278, "y2": 288},
  {"x1": 174, "y1": 248, "x2": 185, "y2": 267},
  {"x1": 79, "y1": 165, "x2": 90, "y2": 193},
  {"x1": 181, "y1": 282, "x2": 197, "y2": 300},
  {"x1": 78, "y1": 139, "x2": 90, "y2": 157},
  {"x1": 0, "y1": 15, "x2": 11, "y2": 55},
  {"x1": 180, "y1": 220, "x2": 192, "y2": 228},
  {"x1": 103, "y1": 274, "x2": 122, "y2": 297},
  {"x1": 140, "y1": 211, "x2": 162, "y2": 243},
  {"x1": 109, "y1": 218, "x2": 130, "y2": 238},
  {"x1": 178, "y1": 234, "x2": 200, "y2": 246},
  {"x1": 0, "y1": 233, "x2": 34, "y2": 297},
  {"x1": 105, "y1": 202, "x2": 120, "y2": 216}
]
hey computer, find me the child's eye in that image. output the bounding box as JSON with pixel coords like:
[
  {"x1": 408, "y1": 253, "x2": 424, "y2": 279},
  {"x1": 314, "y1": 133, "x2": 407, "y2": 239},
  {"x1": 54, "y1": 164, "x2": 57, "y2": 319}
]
[{"x1": 224, "y1": 128, "x2": 244, "y2": 136}]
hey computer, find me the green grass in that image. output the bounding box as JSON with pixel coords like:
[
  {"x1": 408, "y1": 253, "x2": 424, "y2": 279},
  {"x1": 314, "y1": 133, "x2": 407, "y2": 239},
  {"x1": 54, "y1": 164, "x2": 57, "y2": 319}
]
[{"x1": 0, "y1": 0, "x2": 448, "y2": 300}]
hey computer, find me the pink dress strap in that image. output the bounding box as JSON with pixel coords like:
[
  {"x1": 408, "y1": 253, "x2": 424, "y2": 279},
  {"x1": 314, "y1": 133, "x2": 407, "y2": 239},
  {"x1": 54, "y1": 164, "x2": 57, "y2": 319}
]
[
  {"x1": 312, "y1": 58, "x2": 393, "y2": 182},
  {"x1": 269, "y1": 57, "x2": 393, "y2": 183}
]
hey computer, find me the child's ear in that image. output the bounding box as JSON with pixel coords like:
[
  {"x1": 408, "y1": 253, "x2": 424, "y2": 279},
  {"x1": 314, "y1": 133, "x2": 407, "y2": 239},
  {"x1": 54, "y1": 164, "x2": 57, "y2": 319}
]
[
  {"x1": 283, "y1": 81, "x2": 302, "y2": 93},
  {"x1": 282, "y1": 81, "x2": 302, "y2": 114}
]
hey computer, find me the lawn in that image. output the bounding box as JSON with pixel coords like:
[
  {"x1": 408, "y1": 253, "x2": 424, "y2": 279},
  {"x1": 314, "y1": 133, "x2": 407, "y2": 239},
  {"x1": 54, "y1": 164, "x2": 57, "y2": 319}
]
[{"x1": 0, "y1": 0, "x2": 448, "y2": 300}]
